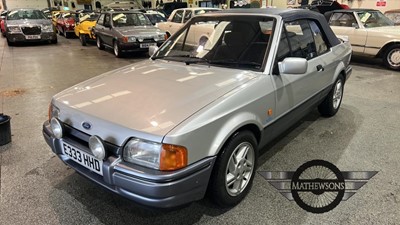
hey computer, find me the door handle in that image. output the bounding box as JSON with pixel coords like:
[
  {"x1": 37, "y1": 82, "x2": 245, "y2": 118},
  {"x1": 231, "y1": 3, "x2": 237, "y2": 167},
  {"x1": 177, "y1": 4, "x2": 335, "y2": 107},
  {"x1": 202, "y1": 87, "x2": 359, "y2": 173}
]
[{"x1": 316, "y1": 65, "x2": 324, "y2": 72}]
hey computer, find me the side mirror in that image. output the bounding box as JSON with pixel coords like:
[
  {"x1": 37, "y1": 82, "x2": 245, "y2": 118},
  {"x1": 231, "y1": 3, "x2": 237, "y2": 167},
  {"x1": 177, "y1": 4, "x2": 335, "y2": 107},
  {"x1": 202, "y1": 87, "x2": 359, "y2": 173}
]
[
  {"x1": 278, "y1": 57, "x2": 308, "y2": 74},
  {"x1": 149, "y1": 46, "x2": 159, "y2": 57}
]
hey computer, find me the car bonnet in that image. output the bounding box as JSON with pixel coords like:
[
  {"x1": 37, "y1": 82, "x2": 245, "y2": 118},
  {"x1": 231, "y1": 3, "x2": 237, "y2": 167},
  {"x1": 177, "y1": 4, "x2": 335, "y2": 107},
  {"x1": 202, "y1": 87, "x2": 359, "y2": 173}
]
[{"x1": 52, "y1": 60, "x2": 258, "y2": 144}]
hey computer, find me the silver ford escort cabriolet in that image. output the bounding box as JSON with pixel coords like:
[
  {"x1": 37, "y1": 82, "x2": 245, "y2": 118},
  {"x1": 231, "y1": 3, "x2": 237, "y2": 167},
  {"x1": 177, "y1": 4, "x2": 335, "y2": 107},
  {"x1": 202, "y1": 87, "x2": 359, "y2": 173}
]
[{"x1": 43, "y1": 8, "x2": 352, "y2": 208}]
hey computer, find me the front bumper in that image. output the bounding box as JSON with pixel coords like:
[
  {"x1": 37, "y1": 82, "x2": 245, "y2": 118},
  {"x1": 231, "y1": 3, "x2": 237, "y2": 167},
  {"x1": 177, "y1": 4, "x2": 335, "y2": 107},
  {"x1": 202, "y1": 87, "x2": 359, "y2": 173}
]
[
  {"x1": 119, "y1": 40, "x2": 164, "y2": 52},
  {"x1": 42, "y1": 121, "x2": 216, "y2": 208},
  {"x1": 7, "y1": 32, "x2": 56, "y2": 43}
]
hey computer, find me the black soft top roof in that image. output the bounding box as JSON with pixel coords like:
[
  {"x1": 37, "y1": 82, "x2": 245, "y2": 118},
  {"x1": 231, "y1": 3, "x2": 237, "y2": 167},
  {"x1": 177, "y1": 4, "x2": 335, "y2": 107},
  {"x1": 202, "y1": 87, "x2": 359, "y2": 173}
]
[{"x1": 207, "y1": 8, "x2": 341, "y2": 47}]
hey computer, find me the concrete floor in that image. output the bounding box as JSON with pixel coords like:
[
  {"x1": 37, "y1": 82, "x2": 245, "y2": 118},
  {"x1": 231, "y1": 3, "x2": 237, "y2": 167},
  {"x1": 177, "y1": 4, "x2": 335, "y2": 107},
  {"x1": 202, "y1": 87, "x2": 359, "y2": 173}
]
[{"x1": 0, "y1": 36, "x2": 399, "y2": 225}]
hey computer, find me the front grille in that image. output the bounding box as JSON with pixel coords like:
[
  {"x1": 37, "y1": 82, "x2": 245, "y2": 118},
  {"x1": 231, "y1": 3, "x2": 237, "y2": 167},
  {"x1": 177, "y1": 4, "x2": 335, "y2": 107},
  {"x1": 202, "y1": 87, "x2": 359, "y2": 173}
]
[
  {"x1": 63, "y1": 124, "x2": 120, "y2": 157},
  {"x1": 21, "y1": 26, "x2": 41, "y2": 35}
]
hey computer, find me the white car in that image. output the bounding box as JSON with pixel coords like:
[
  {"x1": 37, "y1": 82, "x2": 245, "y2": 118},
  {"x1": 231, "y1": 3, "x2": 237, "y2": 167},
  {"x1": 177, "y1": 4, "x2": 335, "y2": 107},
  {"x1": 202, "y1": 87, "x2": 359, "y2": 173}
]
[{"x1": 157, "y1": 7, "x2": 220, "y2": 38}]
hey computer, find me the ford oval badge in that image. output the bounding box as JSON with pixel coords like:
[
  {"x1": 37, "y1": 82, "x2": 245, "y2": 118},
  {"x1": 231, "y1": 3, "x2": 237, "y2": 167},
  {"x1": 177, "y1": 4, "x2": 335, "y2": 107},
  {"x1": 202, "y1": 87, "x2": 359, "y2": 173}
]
[{"x1": 82, "y1": 122, "x2": 92, "y2": 130}]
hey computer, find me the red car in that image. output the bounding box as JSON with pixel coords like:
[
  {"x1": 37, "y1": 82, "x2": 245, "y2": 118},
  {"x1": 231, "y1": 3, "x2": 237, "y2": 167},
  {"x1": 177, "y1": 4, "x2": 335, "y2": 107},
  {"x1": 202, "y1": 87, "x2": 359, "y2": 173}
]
[
  {"x1": 0, "y1": 11, "x2": 7, "y2": 37},
  {"x1": 56, "y1": 12, "x2": 76, "y2": 38}
]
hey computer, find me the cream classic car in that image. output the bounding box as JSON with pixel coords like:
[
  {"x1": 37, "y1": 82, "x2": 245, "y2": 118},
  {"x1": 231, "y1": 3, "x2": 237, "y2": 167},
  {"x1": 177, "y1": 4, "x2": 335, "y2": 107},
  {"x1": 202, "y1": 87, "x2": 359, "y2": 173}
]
[
  {"x1": 157, "y1": 7, "x2": 220, "y2": 39},
  {"x1": 325, "y1": 9, "x2": 400, "y2": 70}
]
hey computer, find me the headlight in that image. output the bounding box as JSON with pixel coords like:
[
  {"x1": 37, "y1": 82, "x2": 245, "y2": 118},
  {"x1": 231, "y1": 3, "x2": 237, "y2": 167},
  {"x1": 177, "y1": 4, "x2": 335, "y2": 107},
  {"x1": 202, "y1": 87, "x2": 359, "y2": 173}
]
[
  {"x1": 153, "y1": 34, "x2": 165, "y2": 41},
  {"x1": 89, "y1": 135, "x2": 106, "y2": 160},
  {"x1": 122, "y1": 36, "x2": 136, "y2": 43},
  {"x1": 42, "y1": 25, "x2": 53, "y2": 32},
  {"x1": 123, "y1": 138, "x2": 187, "y2": 171},
  {"x1": 8, "y1": 26, "x2": 21, "y2": 33},
  {"x1": 50, "y1": 117, "x2": 63, "y2": 139}
]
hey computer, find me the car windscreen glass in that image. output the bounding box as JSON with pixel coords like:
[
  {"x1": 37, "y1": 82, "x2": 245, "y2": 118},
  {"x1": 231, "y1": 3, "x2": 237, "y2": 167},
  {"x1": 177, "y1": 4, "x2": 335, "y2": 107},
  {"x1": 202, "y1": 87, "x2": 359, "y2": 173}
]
[
  {"x1": 7, "y1": 9, "x2": 47, "y2": 20},
  {"x1": 153, "y1": 16, "x2": 274, "y2": 71},
  {"x1": 112, "y1": 13, "x2": 152, "y2": 27},
  {"x1": 79, "y1": 13, "x2": 99, "y2": 22},
  {"x1": 146, "y1": 14, "x2": 166, "y2": 24},
  {"x1": 357, "y1": 11, "x2": 394, "y2": 27}
]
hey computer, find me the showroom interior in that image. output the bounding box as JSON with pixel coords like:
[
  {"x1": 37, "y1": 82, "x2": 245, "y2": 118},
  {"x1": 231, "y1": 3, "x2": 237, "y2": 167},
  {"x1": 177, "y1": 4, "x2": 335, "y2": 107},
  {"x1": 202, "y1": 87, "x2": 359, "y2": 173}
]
[{"x1": 0, "y1": 0, "x2": 399, "y2": 224}]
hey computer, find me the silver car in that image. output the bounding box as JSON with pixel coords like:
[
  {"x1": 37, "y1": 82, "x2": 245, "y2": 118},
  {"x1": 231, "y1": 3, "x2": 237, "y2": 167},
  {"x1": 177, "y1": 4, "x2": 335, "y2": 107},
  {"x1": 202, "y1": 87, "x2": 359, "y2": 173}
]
[
  {"x1": 5, "y1": 8, "x2": 57, "y2": 46},
  {"x1": 43, "y1": 9, "x2": 352, "y2": 208},
  {"x1": 93, "y1": 11, "x2": 166, "y2": 57}
]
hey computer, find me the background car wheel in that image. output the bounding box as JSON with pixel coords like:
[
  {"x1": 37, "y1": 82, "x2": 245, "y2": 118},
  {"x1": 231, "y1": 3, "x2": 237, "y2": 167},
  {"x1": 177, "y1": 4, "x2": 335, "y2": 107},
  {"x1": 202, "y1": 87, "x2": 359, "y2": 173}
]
[
  {"x1": 383, "y1": 44, "x2": 400, "y2": 70},
  {"x1": 96, "y1": 36, "x2": 104, "y2": 50},
  {"x1": 208, "y1": 130, "x2": 257, "y2": 207},
  {"x1": 80, "y1": 34, "x2": 87, "y2": 46},
  {"x1": 51, "y1": 38, "x2": 58, "y2": 44},
  {"x1": 1, "y1": 31, "x2": 5, "y2": 37},
  {"x1": 113, "y1": 41, "x2": 123, "y2": 58},
  {"x1": 318, "y1": 75, "x2": 344, "y2": 117}
]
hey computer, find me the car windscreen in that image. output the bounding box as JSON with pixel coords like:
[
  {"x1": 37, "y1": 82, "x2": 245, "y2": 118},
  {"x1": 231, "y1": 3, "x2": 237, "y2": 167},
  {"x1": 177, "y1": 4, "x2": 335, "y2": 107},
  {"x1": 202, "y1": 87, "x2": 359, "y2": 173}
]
[
  {"x1": 79, "y1": 13, "x2": 99, "y2": 22},
  {"x1": 112, "y1": 13, "x2": 152, "y2": 27},
  {"x1": 145, "y1": 14, "x2": 166, "y2": 24},
  {"x1": 153, "y1": 15, "x2": 275, "y2": 71},
  {"x1": 7, "y1": 9, "x2": 47, "y2": 20},
  {"x1": 357, "y1": 11, "x2": 394, "y2": 27}
]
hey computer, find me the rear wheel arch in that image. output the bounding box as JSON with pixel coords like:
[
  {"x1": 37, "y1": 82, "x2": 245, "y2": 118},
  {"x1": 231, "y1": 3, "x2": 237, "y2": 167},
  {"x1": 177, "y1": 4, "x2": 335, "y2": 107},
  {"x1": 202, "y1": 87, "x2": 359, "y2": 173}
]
[{"x1": 377, "y1": 42, "x2": 400, "y2": 58}]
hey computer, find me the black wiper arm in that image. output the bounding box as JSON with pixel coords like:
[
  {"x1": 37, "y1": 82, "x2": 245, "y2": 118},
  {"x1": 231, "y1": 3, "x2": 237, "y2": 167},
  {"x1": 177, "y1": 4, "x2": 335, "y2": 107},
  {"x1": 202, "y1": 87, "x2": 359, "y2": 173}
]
[
  {"x1": 209, "y1": 59, "x2": 261, "y2": 67},
  {"x1": 183, "y1": 57, "x2": 210, "y2": 65}
]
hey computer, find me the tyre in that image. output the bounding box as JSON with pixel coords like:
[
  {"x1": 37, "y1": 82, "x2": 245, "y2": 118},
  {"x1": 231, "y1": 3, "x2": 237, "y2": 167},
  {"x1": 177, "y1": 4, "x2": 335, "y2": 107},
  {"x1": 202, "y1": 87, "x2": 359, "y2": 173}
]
[
  {"x1": 80, "y1": 34, "x2": 87, "y2": 46},
  {"x1": 96, "y1": 36, "x2": 104, "y2": 50},
  {"x1": 318, "y1": 75, "x2": 344, "y2": 117},
  {"x1": 113, "y1": 41, "x2": 123, "y2": 58},
  {"x1": 51, "y1": 38, "x2": 57, "y2": 44},
  {"x1": 208, "y1": 130, "x2": 258, "y2": 207},
  {"x1": 383, "y1": 44, "x2": 400, "y2": 70}
]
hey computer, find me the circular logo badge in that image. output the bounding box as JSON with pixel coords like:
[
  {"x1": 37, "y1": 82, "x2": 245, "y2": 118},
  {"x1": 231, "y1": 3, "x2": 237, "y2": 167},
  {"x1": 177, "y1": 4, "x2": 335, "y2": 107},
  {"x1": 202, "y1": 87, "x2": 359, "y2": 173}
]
[
  {"x1": 291, "y1": 160, "x2": 345, "y2": 213},
  {"x1": 82, "y1": 122, "x2": 92, "y2": 130}
]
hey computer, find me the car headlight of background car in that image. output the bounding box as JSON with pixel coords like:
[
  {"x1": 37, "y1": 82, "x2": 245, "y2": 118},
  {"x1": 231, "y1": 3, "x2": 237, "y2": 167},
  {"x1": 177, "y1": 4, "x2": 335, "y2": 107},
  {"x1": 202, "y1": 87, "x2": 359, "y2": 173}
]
[
  {"x1": 8, "y1": 26, "x2": 21, "y2": 33},
  {"x1": 123, "y1": 138, "x2": 188, "y2": 171},
  {"x1": 153, "y1": 34, "x2": 166, "y2": 41},
  {"x1": 42, "y1": 24, "x2": 53, "y2": 32},
  {"x1": 122, "y1": 36, "x2": 136, "y2": 43}
]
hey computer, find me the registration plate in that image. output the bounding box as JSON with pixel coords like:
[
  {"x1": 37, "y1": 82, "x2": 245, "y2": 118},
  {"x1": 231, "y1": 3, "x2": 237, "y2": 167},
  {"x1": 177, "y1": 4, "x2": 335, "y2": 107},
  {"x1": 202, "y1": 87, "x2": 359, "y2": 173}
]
[
  {"x1": 25, "y1": 35, "x2": 41, "y2": 40},
  {"x1": 62, "y1": 141, "x2": 103, "y2": 176},
  {"x1": 140, "y1": 43, "x2": 156, "y2": 48}
]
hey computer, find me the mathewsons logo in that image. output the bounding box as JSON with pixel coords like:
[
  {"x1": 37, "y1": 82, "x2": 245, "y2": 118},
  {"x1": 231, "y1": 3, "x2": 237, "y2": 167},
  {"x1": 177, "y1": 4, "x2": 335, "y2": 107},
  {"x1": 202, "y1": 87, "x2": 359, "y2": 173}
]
[{"x1": 258, "y1": 160, "x2": 377, "y2": 213}]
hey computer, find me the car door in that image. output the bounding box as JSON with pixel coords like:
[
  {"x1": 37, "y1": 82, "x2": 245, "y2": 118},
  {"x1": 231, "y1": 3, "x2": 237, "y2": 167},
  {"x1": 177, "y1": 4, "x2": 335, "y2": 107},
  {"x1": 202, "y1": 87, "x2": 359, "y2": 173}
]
[
  {"x1": 271, "y1": 19, "x2": 334, "y2": 116},
  {"x1": 102, "y1": 14, "x2": 114, "y2": 45},
  {"x1": 94, "y1": 13, "x2": 105, "y2": 41},
  {"x1": 328, "y1": 12, "x2": 367, "y2": 54}
]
